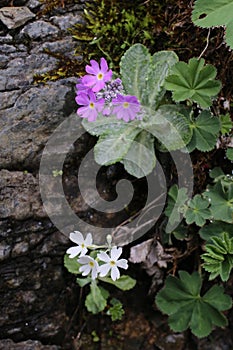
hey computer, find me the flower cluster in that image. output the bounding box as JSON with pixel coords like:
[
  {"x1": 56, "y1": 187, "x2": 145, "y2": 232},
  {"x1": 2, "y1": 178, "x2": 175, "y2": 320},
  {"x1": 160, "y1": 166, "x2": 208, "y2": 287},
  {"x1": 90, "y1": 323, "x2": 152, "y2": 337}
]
[
  {"x1": 66, "y1": 231, "x2": 128, "y2": 281},
  {"x1": 75, "y1": 58, "x2": 141, "y2": 122}
]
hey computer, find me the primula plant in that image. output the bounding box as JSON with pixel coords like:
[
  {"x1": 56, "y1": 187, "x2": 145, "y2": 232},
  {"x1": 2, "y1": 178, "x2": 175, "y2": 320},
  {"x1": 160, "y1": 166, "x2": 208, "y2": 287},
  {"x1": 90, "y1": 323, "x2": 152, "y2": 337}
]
[
  {"x1": 64, "y1": 231, "x2": 136, "y2": 317},
  {"x1": 66, "y1": 38, "x2": 233, "y2": 338}
]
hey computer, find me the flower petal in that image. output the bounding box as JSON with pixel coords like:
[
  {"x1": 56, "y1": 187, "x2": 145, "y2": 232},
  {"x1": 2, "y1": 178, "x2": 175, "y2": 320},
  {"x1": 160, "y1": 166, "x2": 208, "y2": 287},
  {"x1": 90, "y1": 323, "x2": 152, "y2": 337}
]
[
  {"x1": 110, "y1": 247, "x2": 122, "y2": 260},
  {"x1": 98, "y1": 251, "x2": 110, "y2": 262},
  {"x1": 66, "y1": 246, "x2": 81, "y2": 258},
  {"x1": 99, "y1": 263, "x2": 111, "y2": 277},
  {"x1": 85, "y1": 233, "x2": 93, "y2": 246},
  {"x1": 116, "y1": 259, "x2": 128, "y2": 270},
  {"x1": 111, "y1": 266, "x2": 120, "y2": 281},
  {"x1": 69, "y1": 231, "x2": 84, "y2": 244},
  {"x1": 100, "y1": 57, "x2": 108, "y2": 73}
]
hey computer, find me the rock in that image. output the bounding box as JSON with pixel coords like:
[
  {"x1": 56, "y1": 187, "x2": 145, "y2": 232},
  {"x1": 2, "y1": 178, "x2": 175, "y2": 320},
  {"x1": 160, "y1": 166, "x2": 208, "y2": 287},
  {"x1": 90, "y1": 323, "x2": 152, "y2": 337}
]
[
  {"x1": 51, "y1": 13, "x2": 83, "y2": 31},
  {"x1": 21, "y1": 20, "x2": 59, "y2": 39},
  {"x1": 0, "y1": 80, "x2": 76, "y2": 168},
  {"x1": 0, "y1": 338, "x2": 60, "y2": 349},
  {"x1": 0, "y1": 90, "x2": 21, "y2": 109},
  {"x1": 0, "y1": 7, "x2": 35, "y2": 30},
  {"x1": 0, "y1": 170, "x2": 44, "y2": 220}
]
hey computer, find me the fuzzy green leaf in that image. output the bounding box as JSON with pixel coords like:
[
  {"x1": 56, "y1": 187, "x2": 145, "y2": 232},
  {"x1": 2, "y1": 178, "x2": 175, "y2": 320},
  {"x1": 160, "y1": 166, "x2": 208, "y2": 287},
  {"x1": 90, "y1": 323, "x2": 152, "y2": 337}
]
[
  {"x1": 85, "y1": 281, "x2": 108, "y2": 314},
  {"x1": 156, "y1": 270, "x2": 232, "y2": 338},
  {"x1": 107, "y1": 298, "x2": 125, "y2": 321},
  {"x1": 64, "y1": 254, "x2": 81, "y2": 275},
  {"x1": 99, "y1": 275, "x2": 136, "y2": 290},
  {"x1": 192, "y1": 0, "x2": 233, "y2": 50},
  {"x1": 199, "y1": 221, "x2": 233, "y2": 241},
  {"x1": 122, "y1": 130, "x2": 156, "y2": 178},
  {"x1": 164, "y1": 58, "x2": 221, "y2": 108},
  {"x1": 184, "y1": 194, "x2": 212, "y2": 226},
  {"x1": 187, "y1": 110, "x2": 221, "y2": 152},
  {"x1": 120, "y1": 43, "x2": 151, "y2": 102},
  {"x1": 202, "y1": 232, "x2": 233, "y2": 281},
  {"x1": 94, "y1": 126, "x2": 141, "y2": 166}
]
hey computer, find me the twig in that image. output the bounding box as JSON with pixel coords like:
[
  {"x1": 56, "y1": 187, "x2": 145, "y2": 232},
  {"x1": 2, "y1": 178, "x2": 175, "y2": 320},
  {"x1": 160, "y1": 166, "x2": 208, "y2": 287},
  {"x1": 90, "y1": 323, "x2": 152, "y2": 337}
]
[{"x1": 198, "y1": 29, "x2": 211, "y2": 59}]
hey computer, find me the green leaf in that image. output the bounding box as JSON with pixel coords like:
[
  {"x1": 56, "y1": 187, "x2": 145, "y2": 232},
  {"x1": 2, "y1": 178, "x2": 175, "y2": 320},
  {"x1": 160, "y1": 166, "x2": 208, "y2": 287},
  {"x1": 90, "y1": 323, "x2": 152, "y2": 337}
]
[
  {"x1": 164, "y1": 58, "x2": 221, "y2": 108},
  {"x1": 64, "y1": 254, "x2": 81, "y2": 275},
  {"x1": 203, "y1": 179, "x2": 233, "y2": 223},
  {"x1": 192, "y1": 0, "x2": 233, "y2": 50},
  {"x1": 219, "y1": 114, "x2": 233, "y2": 134},
  {"x1": 202, "y1": 232, "x2": 233, "y2": 281},
  {"x1": 94, "y1": 125, "x2": 141, "y2": 166},
  {"x1": 226, "y1": 148, "x2": 233, "y2": 161},
  {"x1": 184, "y1": 194, "x2": 212, "y2": 226},
  {"x1": 106, "y1": 298, "x2": 125, "y2": 321},
  {"x1": 122, "y1": 130, "x2": 156, "y2": 178},
  {"x1": 85, "y1": 281, "x2": 108, "y2": 314},
  {"x1": 76, "y1": 277, "x2": 92, "y2": 287},
  {"x1": 187, "y1": 110, "x2": 221, "y2": 152},
  {"x1": 142, "y1": 105, "x2": 192, "y2": 151},
  {"x1": 120, "y1": 43, "x2": 151, "y2": 102},
  {"x1": 164, "y1": 185, "x2": 189, "y2": 233},
  {"x1": 155, "y1": 270, "x2": 232, "y2": 338},
  {"x1": 146, "y1": 50, "x2": 178, "y2": 108},
  {"x1": 99, "y1": 275, "x2": 136, "y2": 290},
  {"x1": 199, "y1": 221, "x2": 233, "y2": 241}
]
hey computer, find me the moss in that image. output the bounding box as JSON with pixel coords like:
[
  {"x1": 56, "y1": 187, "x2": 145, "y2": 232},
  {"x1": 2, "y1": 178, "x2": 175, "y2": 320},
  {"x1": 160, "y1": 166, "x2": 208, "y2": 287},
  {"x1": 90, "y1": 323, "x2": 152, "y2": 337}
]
[{"x1": 70, "y1": 0, "x2": 159, "y2": 70}]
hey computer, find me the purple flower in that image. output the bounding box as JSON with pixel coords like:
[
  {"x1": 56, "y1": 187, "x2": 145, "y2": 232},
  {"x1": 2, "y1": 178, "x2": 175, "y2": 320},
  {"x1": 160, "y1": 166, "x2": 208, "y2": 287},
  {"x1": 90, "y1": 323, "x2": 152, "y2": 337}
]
[
  {"x1": 76, "y1": 90, "x2": 104, "y2": 122},
  {"x1": 75, "y1": 78, "x2": 89, "y2": 95},
  {"x1": 112, "y1": 94, "x2": 141, "y2": 122},
  {"x1": 82, "y1": 58, "x2": 112, "y2": 92}
]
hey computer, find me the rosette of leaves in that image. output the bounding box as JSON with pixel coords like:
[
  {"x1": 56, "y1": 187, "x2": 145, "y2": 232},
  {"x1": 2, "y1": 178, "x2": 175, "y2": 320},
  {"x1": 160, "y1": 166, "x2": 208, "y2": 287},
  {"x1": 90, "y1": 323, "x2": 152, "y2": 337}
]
[
  {"x1": 202, "y1": 232, "x2": 233, "y2": 281},
  {"x1": 164, "y1": 57, "x2": 221, "y2": 108},
  {"x1": 155, "y1": 270, "x2": 232, "y2": 338},
  {"x1": 82, "y1": 44, "x2": 193, "y2": 178},
  {"x1": 192, "y1": 0, "x2": 233, "y2": 50}
]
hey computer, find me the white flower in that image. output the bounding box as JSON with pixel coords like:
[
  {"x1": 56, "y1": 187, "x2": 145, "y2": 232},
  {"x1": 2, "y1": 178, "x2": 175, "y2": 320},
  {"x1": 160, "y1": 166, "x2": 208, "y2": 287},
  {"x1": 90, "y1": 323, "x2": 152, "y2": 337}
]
[
  {"x1": 97, "y1": 246, "x2": 128, "y2": 281},
  {"x1": 66, "y1": 231, "x2": 93, "y2": 258},
  {"x1": 78, "y1": 255, "x2": 99, "y2": 280}
]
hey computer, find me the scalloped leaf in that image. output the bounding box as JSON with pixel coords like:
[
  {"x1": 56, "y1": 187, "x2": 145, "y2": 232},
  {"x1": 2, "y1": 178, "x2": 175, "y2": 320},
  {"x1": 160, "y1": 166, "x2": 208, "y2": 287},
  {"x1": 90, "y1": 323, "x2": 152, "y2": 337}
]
[
  {"x1": 164, "y1": 184, "x2": 189, "y2": 233},
  {"x1": 226, "y1": 148, "x2": 233, "y2": 161},
  {"x1": 192, "y1": 0, "x2": 233, "y2": 50},
  {"x1": 219, "y1": 114, "x2": 233, "y2": 134},
  {"x1": 203, "y1": 179, "x2": 233, "y2": 223},
  {"x1": 85, "y1": 281, "x2": 108, "y2": 314},
  {"x1": 99, "y1": 275, "x2": 136, "y2": 290},
  {"x1": 164, "y1": 58, "x2": 221, "y2": 108},
  {"x1": 155, "y1": 270, "x2": 232, "y2": 338},
  {"x1": 199, "y1": 221, "x2": 233, "y2": 241},
  {"x1": 187, "y1": 110, "x2": 221, "y2": 152},
  {"x1": 184, "y1": 194, "x2": 212, "y2": 226}
]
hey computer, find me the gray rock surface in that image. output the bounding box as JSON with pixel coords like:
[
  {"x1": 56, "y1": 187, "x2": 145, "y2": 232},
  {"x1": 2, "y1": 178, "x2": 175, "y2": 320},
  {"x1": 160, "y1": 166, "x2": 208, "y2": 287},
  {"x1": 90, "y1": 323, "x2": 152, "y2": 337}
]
[
  {"x1": 0, "y1": 1, "x2": 85, "y2": 348},
  {"x1": 0, "y1": 7, "x2": 35, "y2": 29}
]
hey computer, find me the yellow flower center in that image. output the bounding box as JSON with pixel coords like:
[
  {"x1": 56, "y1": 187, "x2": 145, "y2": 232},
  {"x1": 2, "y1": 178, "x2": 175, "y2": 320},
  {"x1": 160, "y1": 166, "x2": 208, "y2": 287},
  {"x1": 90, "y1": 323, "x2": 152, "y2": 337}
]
[
  {"x1": 110, "y1": 260, "x2": 116, "y2": 266},
  {"x1": 81, "y1": 243, "x2": 85, "y2": 248},
  {"x1": 97, "y1": 73, "x2": 103, "y2": 80},
  {"x1": 123, "y1": 102, "x2": 129, "y2": 108},
  {"x1": 89, "y1": 261, "x2": 94, "y2": 268},
  {"x1": 89, "y1": 102, "x2": 95, "y2": 109}
]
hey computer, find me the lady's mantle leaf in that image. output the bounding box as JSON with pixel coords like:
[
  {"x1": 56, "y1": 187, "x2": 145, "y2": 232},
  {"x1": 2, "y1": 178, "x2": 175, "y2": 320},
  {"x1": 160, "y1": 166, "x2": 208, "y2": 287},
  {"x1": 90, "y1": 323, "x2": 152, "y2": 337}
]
[
  {"x1": 164, "y1": 58, "x2": 221, "y2": 108},
  {"x1": 202, "y1": 232, "x2": 233, "y2": 281},
  {"x1": 226, "y1": 148, "x2": 233, "y2": 161},
  {"x1": 192, "y1": 0, "x2": 233, "y2": 50},
  {"x1": 187, "y1": 110, "x2": 221, "y2": 152},
  {"x1": 155, "y1": 270, "x2": 232, "y2": 338},
  {"x1": 164, "y1": 184, "x2": 189, "y2": 233},
  {"x1": 184, "y1": 194, "x2": 212, "y2": 226},
  {"x1": 203, "y1": 178, "x2": 233, "y2": 223},
  {"x1": 199, "y1": 221, "x2": 233, "y2": 241}
]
